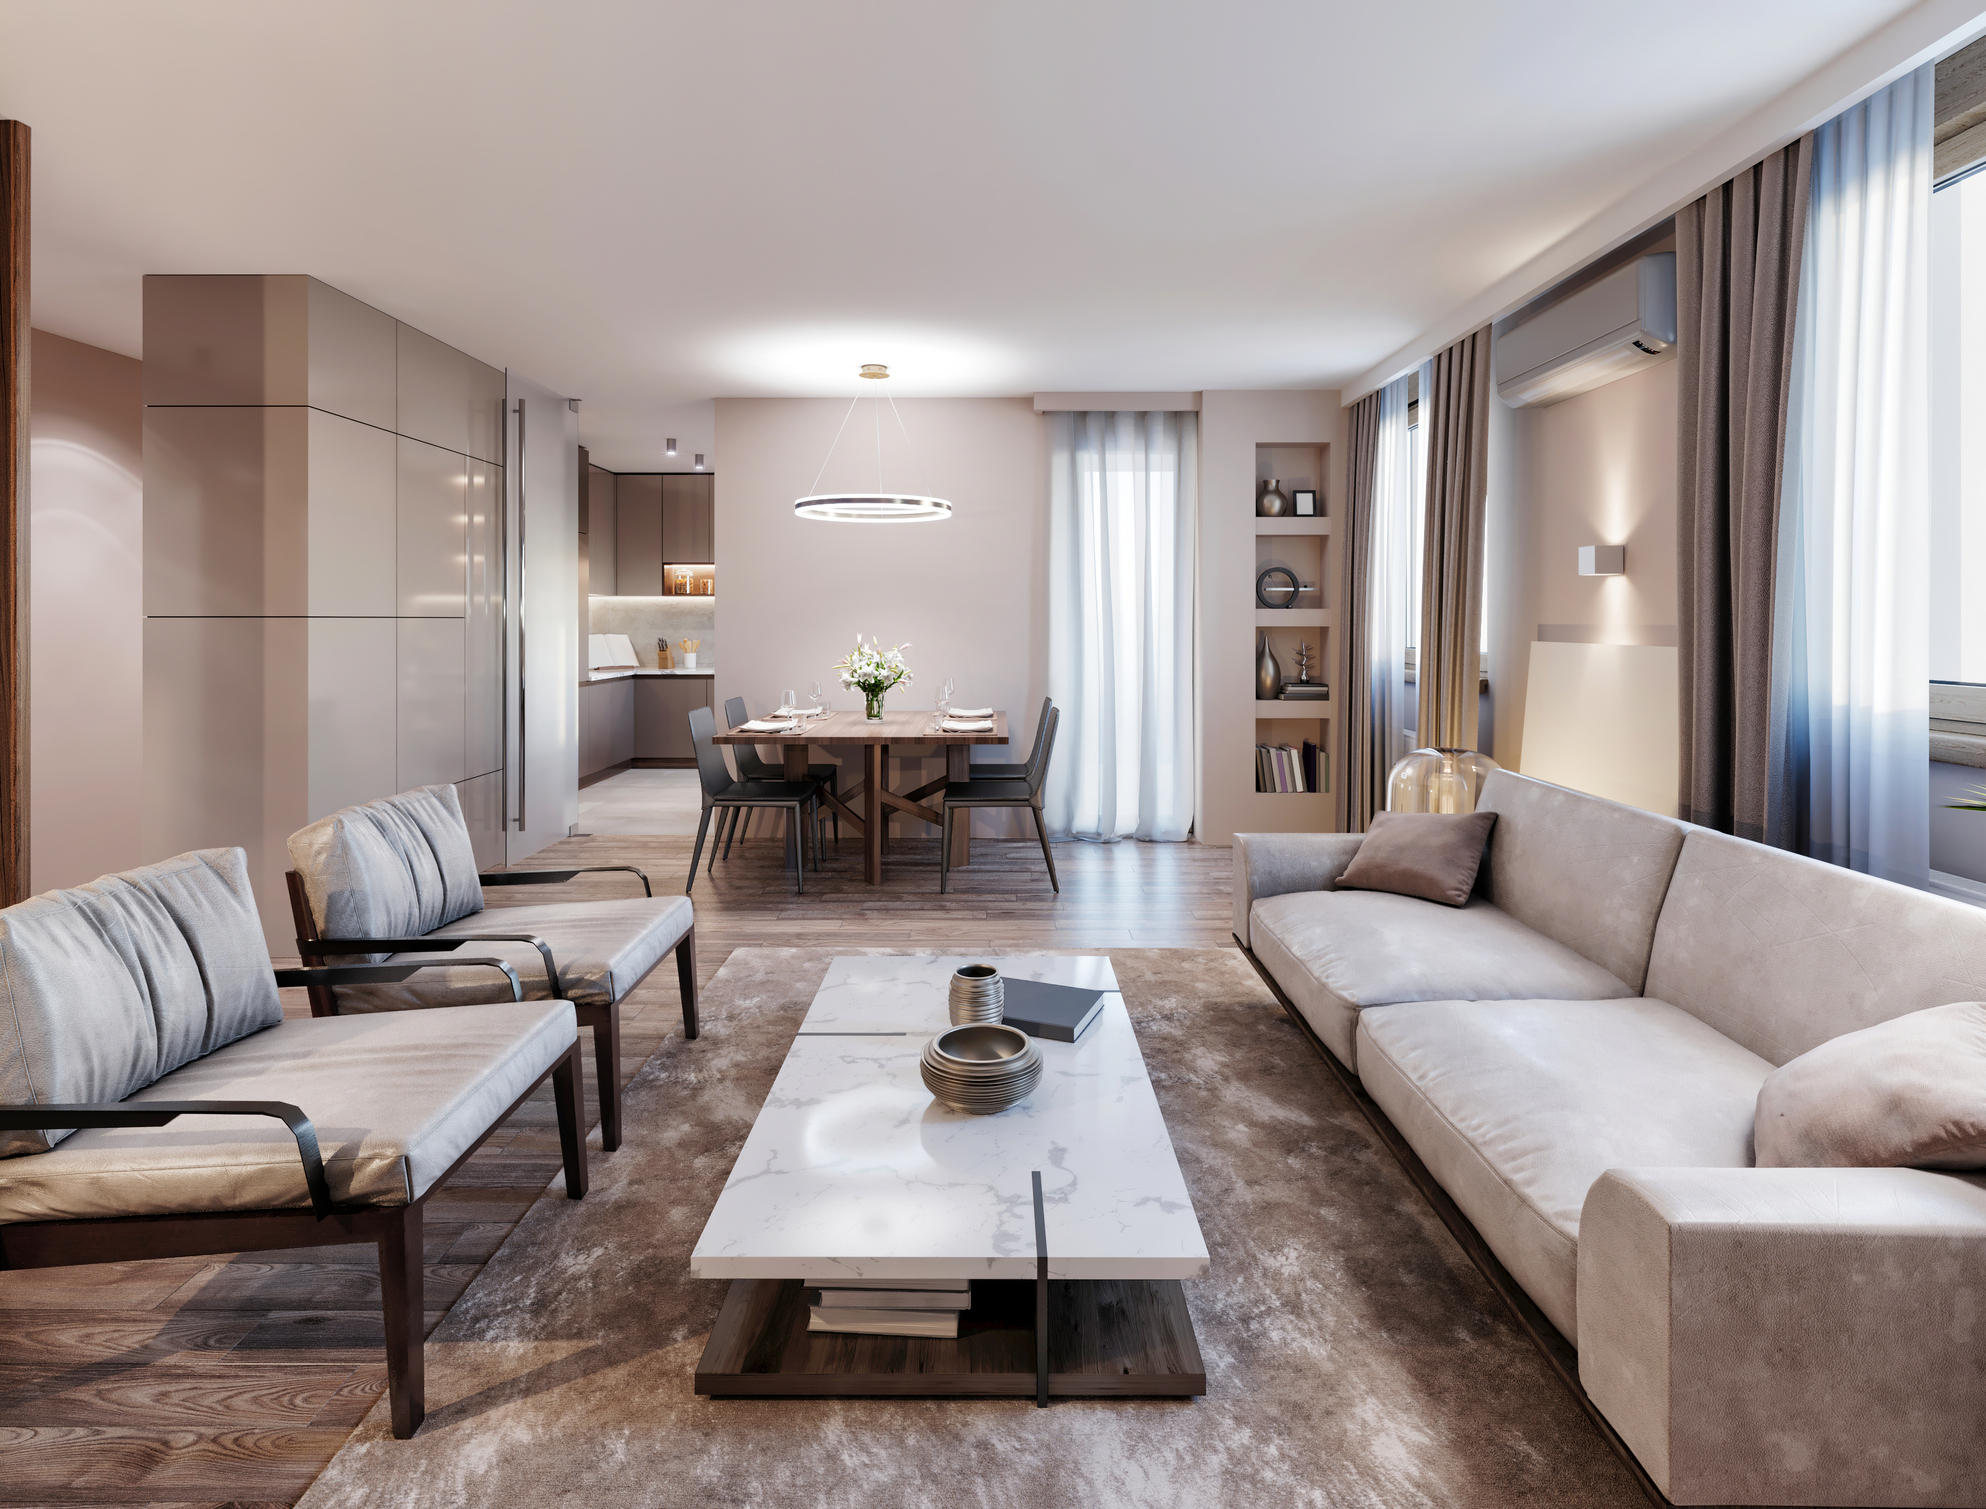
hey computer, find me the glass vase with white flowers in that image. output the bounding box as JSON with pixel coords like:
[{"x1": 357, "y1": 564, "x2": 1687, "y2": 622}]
[{"x1": 833, "y1": 635, "x2": 914, "y2": 721}]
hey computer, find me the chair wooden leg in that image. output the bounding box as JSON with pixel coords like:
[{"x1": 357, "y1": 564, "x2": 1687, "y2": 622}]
[
  {"x1": 1032, "y1": 802, "x2": 1060, "y2": 894},
  {"x1": 583, "y1": 1001, "x2": 623, "y2": 1152},
  {"x1": 687, "y1": 808, "x2": 713, "y2": 893},
  {"x1": 551, "y1": 1040, "x2": 590, "y2": 1197},
  {"x1": 940, "y1": 804, "x2": 953, "y2": 894},
  {"x1": 378, "y1": 1202, "x2": 426, "y2": 1439},
  {"x1": 676, "y1": 926, "x2": 698, "y2": 1040}
]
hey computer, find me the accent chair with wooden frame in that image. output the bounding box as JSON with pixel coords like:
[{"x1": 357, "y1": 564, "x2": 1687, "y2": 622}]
[
  {"x1": 284, "y1": 783, "x2": 697, "y2": 1154},
  {"x1": 0, "y1": 846, "x2": 589, "y2": 1441}
]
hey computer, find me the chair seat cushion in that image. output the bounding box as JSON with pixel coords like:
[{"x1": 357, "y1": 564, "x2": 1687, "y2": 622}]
[
  {"x1": 1250, "y1": 889, "x2": 1634, "y2": 1069},
  {"x1": 335, "y1": 895, "x2": 695, "y2": 1012},
  {"x1": 1355, "y1": 997, "x2": 1771, "y2": 1339},
  {"x1": 0, "y1": 1002, "x2": 575, "y2": 1223},
  {"x1": 945, "y1": 779, "x2": 1034, "y2": 804}
]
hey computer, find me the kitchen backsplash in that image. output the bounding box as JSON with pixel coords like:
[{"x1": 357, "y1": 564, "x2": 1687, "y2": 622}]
[{"x1": 590, "y1": 597, "x2": 716, "y2": 669}]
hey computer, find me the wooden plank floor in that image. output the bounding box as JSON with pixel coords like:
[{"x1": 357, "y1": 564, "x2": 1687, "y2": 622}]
[{"x1": 0, "y1": 835, "x2": 1232, "y2": 1506}]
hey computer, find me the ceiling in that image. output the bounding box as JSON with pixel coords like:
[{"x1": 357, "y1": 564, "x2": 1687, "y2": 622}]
[{"x1": 0, "y1": 0, "x2": 1930, "y2": 467}]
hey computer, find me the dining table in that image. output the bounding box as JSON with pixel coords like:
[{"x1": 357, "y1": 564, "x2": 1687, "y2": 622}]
[{"x1": 710, "y1": 708, "x2": 1010, "y2": 884}]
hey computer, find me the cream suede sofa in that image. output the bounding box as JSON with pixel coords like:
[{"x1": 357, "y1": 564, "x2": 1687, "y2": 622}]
[{"x1": 1235, "y1": 770, "x2": 1986, "y2": 1509}]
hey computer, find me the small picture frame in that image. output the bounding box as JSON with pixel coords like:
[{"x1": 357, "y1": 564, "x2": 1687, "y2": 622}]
[{"x1": 1292, "y1": 488, "x2": 1318, "y2": 517}]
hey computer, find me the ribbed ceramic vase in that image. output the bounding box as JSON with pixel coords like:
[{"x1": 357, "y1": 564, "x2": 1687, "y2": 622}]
[
  {"x1": 948, "y1": 963, "x2": 1005, "y2": 1025},
  {"x1": 1256, "y1": 631, "x2": 1283, "y2": 702}
]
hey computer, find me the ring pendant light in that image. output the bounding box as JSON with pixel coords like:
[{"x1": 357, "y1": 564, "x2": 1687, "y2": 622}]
[{"x1": 793, "y1": 365, "x2": 954, "y2": 523}]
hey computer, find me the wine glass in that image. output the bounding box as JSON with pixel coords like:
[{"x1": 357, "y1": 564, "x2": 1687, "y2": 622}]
[
  {"x1": 811, "y1": 680, "x2": 826, "y2": 718},
  {"x1": 940, "y1": 678, "x2": 955, "y2": 722},
  {"x1": 782, "y1": 688, "x2": 800, "y2": 722}
]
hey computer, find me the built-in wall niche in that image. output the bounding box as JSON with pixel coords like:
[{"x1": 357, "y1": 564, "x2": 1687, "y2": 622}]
[
  {"x1": 1253, "y1": 715, "x2": 1331, "y2": 794},
  {"x1": 1254, "y1": 534, "x2": 1328, "y2": 612},
  {"x1": 1255, "y1": 624, "x2": 1331, "y2": 704},
  {"x1": 1255, "y1": 442, "x2": 1328, "y2": 516}
]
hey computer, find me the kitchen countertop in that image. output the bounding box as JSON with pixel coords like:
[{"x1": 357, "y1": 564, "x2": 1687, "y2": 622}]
[{"x1": 586, "y1": 667, "x2": 715, "y2": 683}]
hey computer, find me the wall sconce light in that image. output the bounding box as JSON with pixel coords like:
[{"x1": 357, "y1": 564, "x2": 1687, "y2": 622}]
[
  {"x1": 694, "y1": 453, "x2": 705, "y2": 470},
  {"x1": 665, "y1": 438, "x2": 678, "y2": 456},
  {"x1": 1578, "y1": 544, "x2": 1626, "y2": 576}
]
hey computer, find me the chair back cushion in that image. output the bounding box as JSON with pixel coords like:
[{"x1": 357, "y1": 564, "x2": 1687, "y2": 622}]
[
  {"x1": 0, "y1": 847, "x2": 281, "y2": 1157},
  {"x1": 1645, "y1": 828, "x2": 1986, "y2": 1064},
  {"x1": 1473, "y1": 770, "x2": 1687, "y2": 994},
  {"x1": 287, "y1": 784, "x2": 484, "y2": 962}
]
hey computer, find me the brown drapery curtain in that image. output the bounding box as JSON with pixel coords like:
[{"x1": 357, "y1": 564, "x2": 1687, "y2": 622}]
[
  {"x1": 1676, "y1": 138, "x2": 1810, "y2": 838},
  {"x1": 1417, "y1": 327, "x2": 1492, "y2": 752},
  {"x1": 1343, "y1": 389, "x2": 1383, "y2": 829}
]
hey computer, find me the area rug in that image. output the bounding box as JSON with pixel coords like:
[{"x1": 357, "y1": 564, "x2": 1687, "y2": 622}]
[{"x1": 296, "y1": 948, "x2": 1644, "y2": 1508}]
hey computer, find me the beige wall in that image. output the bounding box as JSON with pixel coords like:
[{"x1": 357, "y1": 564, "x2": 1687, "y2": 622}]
[
  {"x1": 714, "y1": 397, "x2": 1047, "y2": 838},
  {"x1": 30, "y1": 330, "x2": 146, "y2": 891},
  {"x1": 1486, "y1": 359, "x2": 1679, "y2": 788}
]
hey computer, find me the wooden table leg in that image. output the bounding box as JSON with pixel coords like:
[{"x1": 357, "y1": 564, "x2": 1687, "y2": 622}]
[
  {"x1": 864, "y1": 745, "x2": 883, "y2": 884},
  {"x1": 782, "y1": 743, "x2": 808, "y2": 871},
  {"x1": 947, "y1": 746, "x2": 971, "y2": 868}
]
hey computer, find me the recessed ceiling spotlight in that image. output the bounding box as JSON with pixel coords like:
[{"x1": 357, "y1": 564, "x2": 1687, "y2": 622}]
[
  {"x1": 665, "y1": 437, "x2": 678, "y2": 456},
  {"x1": 694, "y1": 454, "x2": 705, "y2": 470}
]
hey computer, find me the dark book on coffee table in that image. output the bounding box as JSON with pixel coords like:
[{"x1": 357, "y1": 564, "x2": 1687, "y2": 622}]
[{"x1": 1001, "y1": 978, "x2": 1106, "y2": 1042}]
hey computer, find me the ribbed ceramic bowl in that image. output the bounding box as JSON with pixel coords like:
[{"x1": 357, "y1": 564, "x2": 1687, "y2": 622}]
[
  {"x1": 920, "y1": 1022, "x2": 1041, "y2": 1115},
  {"x1": 948, "y1": 963, "x2": 1006, "y2": 1025}
]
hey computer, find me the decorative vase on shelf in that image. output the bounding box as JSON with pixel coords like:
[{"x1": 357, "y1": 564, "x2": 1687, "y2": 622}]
[
  {"x1": 1258, "y1": 478, "x2": 1290, "y2": 518},
  {"x1": 1256, "y1": 631, "x2": 1283, "y2": 702},
  {"x1": 865, "y1": 690, "x2": 886, "y2": 721}
]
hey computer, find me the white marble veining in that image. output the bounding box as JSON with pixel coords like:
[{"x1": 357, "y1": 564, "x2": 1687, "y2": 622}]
[{"x1": 691, "y1": 955, "x2": 1209, "y2": 1283}]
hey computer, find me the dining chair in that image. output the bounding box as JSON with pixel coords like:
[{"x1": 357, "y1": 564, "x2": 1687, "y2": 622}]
[
  {"x1": 687, "y1": 704, "x2": 822, "y2": 894},
  {"x1": 720, "y1": 696, "x2": 839, "y2": 854},
  {"x1": 938, "y1": 705, "x2": 1060, "y2": 895},
  {"x1": 973, "y1": 696, "x2": 1054, "y2": 781}
]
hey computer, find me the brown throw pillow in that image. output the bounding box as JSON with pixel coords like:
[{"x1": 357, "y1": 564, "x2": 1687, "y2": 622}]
[
  {"x1": 1334, "y1": 811, "x2": 1497, "y2": 908},
  {"x1": 1754, "y1": 1001, "x2": 1986, "y2": 1170}
]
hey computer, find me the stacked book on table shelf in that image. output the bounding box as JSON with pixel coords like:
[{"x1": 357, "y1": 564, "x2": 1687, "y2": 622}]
[
  {"x1": 1256, "y1": 740, "x2": 1326, "y2": 794},
  {"x1": 806, "y1": 1278, "x2": 973, "y2": 1338},
  {"x1": 1278, "y1": 681, "x2": 1329, "y2": 701}
]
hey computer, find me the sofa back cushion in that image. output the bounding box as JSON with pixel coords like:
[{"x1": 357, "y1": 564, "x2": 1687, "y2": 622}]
[
  {"x1": 287, "y1": 784, "x2": 484, "y2": 962},
  {"x1": 1473, "y1": 771, "x2": 1688, "y2": 994},
  {"x1": 1645, "y1": 828, "x2": 1986, "y2": 1065},
  {"x1": 0, "y1": 847, "x2": 281, "y2": 1156}
]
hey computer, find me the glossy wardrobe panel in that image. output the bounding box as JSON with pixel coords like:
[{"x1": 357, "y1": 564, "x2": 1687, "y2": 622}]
[
  {"x1": 308, "y1": 618, "x2": 400, "y2": 820},
  {"x1": 307, "y1": 409, "x2": 398, "y2": 617},
  {"x1": 455, "y1": 769, "x2": 504, "y2": 872},
  {"x1": 466, "y1": 459, "x2": 504, "y2": 780},
  {"x1": 141, "y1": 274, "x2": 309, "y2": 407},
  {"x1": 305, "y1": 279, "x2": 396, "y2": 430},
  {"x1": 143, "y1": 405, "x2": 308, "y2": 617},
  {"x1": 397, "y1": 435, "x2": 470, "y2": 616},
  {"x1": 398, "y1": 617, "x2": 467, "y2": 789}
]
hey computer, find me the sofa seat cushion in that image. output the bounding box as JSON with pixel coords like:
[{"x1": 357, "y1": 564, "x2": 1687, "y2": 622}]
[
  {"x1": 333, "y1": 896, "x2": 695, "y2": 1012},
  {"x1": 0, "y1": 1002, "x2": 575, "y2": 1223},
  {"x1": 1356, "y1": 998, "x2": 1771, "y2": 1339},
  {"x1": 1250, "y1": 889, "x2": 1634, "y2": 1070}
]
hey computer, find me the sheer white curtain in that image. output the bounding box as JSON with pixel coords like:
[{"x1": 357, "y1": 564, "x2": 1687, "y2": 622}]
[
  {"x1": 1777, "y1": 63, "x2": 1932, "y2": 884},
  {"x1": 1044, "y1": 411, "x2": 1197, "y2": 841},
  {"x1": 1370, "y1": 375, "x2": 1415, "y2": 771}
]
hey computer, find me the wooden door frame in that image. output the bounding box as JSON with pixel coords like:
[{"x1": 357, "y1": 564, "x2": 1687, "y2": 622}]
[{"x1": 0, "y1": 120, "x2": 26, "y2": 905}]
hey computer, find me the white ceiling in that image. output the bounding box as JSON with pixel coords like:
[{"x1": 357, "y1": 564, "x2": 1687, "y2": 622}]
[{"x1": 0, "y1": 0, "x2": 1933, "y2": 467}]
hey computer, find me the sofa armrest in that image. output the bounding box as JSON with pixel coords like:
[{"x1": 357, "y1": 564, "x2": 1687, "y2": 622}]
[
  {"x1": 1231, "y1": 832, "x2": 1365, "y2": 949},
  {"x1": 482, "y1": 865, "x2": 652, "y2": 897},
  {"x1": 274, "y1": 958, "x2": 524, "y2": 1001},
  {"x1": 0, "y1": 1100, "x2": 333, "y2": 1219},
  {"x1": 1577, "y1": 1166, "x2": 1986, "y2": 1506},
  {"x1": 313, "y1": 932, "x2": 561, "y2": 997}
]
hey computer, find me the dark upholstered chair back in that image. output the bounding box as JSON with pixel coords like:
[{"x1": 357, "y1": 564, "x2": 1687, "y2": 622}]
[{"x1": 688, "y1": 704, "x2": 737, "y2": 798}]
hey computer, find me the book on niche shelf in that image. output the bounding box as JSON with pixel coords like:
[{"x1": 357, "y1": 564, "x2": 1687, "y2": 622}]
[{"x1": 1254, "y1": 740, "x2": 1328, "y2": 794}]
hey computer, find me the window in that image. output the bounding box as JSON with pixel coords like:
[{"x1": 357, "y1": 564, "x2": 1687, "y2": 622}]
[{"x1": 1930, "y1": 165, "x2": 1986, "y2": 683}]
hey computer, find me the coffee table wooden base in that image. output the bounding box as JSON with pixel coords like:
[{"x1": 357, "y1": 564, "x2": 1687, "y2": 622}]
[{"x1": 694, "y1": 1277, "x2": 1206, "y2": 1399}]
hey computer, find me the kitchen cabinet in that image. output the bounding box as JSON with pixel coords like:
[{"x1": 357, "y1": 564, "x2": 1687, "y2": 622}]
[
  {"x1": 615, "y1": 474, "x2": 663, "y2": 594},
  {"x1": 586, "y1": 463, "x2": 617, "y2": 594},
  {"x1": 636, "y1": 676, "x2": 712, "y2": 760},
  {"x1": 580, "y1": 677, "x2": 636, "y2": 778},
  {"x1": 662, "y1": 474, "x2": 715, "y2": 564}
]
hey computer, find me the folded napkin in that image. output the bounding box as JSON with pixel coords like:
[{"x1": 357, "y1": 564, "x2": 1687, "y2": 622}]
[
  {"x1": 942, "y1": 718, "x2": 995, "y2": 731},
  {"x1": 947, "y1": 706, "x2": 993, "y2": 718},
  {"x1": 775, "y1": 705, "x2": 821, "y2": 717},
  {"x1": 738, "y1": 719, "x2": 796, "y2": 733}
]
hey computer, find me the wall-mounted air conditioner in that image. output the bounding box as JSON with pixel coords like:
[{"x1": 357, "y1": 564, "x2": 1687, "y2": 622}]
[{"x1": 1495, "y1": 252, "x2": 1676, "y2": 409}]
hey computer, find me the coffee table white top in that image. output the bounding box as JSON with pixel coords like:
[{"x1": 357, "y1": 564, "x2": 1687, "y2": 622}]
[{"x1": 690, "y1": 955, "x2": 1210, "y2": 1283}]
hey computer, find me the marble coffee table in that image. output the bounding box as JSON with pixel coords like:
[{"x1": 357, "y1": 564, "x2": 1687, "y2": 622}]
[{"x1": 691, "y1": 955, "x2": 1209, "y2": 1400}]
